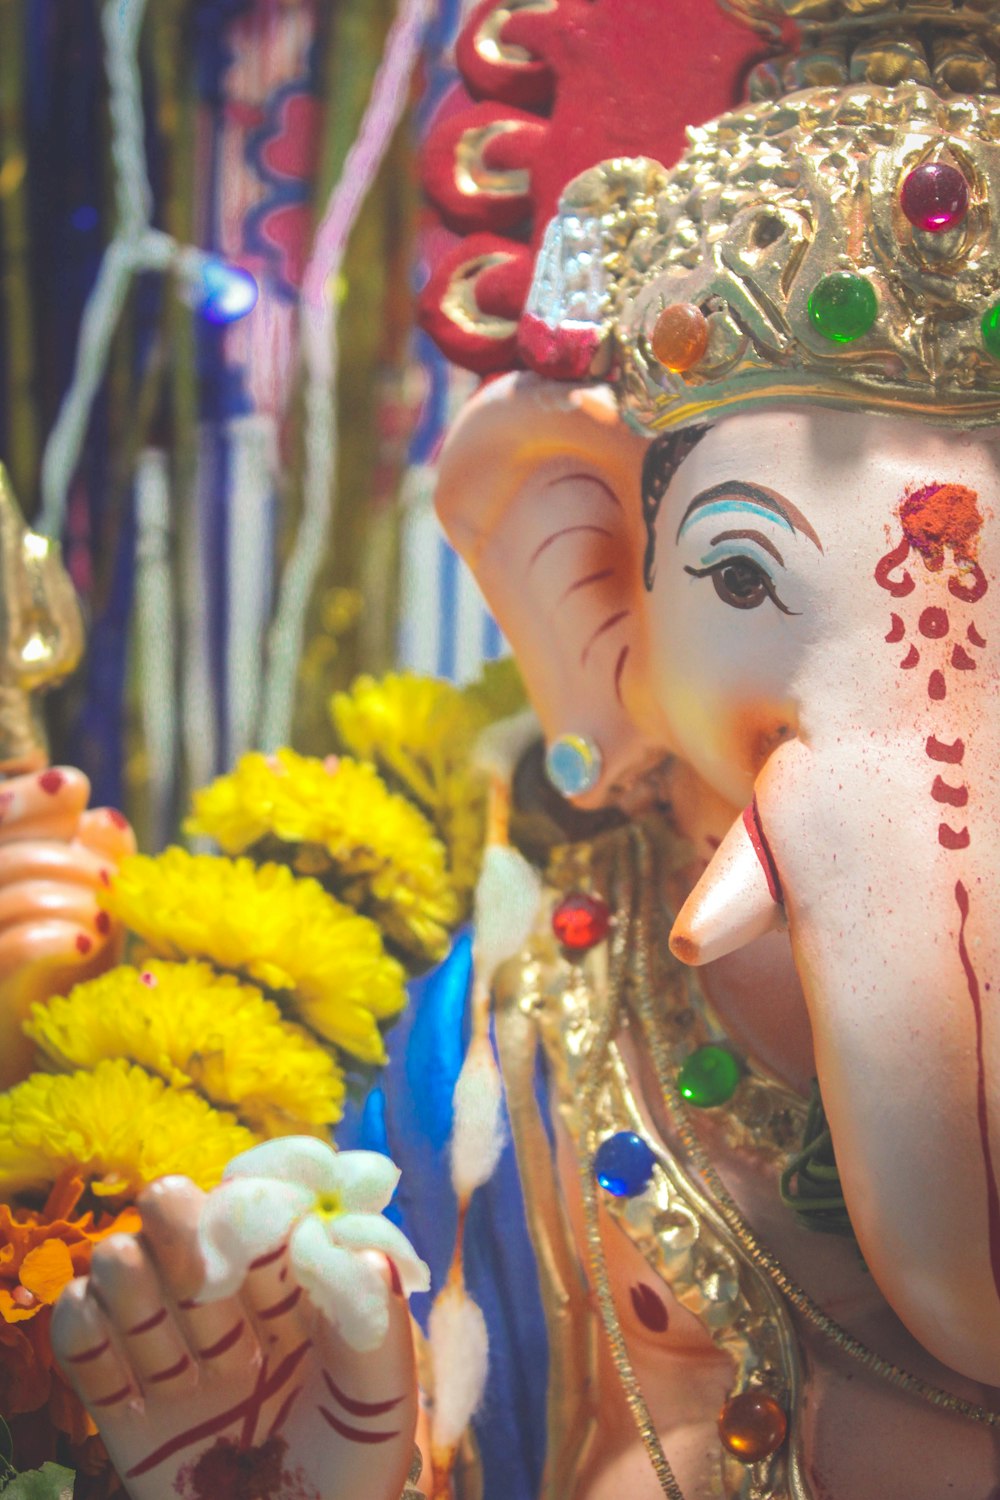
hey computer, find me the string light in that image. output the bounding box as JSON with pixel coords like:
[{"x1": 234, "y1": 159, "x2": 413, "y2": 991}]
[
  {"x1": 38, "y1": 0, "x2": 431, "y2": 777},
  {"x1": 184, "y1": 254, "x2": 259, "y2": 326}
]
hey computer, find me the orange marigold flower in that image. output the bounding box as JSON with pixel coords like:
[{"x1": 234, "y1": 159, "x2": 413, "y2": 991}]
[{"x1": 0, "y1": 1170, "x2": 139, "y2": 1432}]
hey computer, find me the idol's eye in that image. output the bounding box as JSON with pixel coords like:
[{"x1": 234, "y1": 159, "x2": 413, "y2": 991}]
[
  {"x1": 711, "y1": 557, "x2": 768, "y2": 609},
  {"x1": 684, "y1": 556, "x2": 796, "y2": 615}
]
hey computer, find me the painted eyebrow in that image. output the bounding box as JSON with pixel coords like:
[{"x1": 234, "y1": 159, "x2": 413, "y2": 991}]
[
  {"x1": 676, "y1": 481, "x2": 824, "y2": 552},
  {"x1": 708, "y1": 529, "x2": 785, "y2": 566}
]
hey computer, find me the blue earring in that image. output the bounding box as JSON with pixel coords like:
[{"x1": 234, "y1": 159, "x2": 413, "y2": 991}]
[{"x1": 545, "y1": 733, "x2": 603, "y2": 797}]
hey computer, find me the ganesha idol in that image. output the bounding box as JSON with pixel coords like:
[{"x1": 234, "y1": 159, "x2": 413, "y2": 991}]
[
  {"x1": 427, "y1": 0, "x2": 1000, "y2": 1490},
  {"x1": 33, "y1": 0, "x2": 1000, "y2": 1497}
]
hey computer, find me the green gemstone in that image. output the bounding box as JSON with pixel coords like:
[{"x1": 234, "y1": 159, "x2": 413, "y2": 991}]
[
  {"x1": 677, "y1": 1045, "x2": 742, "y2": 1108},
  {"x1": 982, "y1": 303, "x2": 1000, "y2": 361},
  {"x1": 807, "y1": 273, "x2": 878, "y2": 344}
]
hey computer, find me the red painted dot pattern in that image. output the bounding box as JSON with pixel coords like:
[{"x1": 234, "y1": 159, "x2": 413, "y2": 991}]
[{"x1": 874, "y1": 482, "x2": 987, "y2": 852}]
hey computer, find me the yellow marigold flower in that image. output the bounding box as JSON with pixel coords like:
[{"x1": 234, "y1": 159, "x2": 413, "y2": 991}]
[
  {"x1": 0, "y1": 1060, "x2": 256, "y2": 1200},
  {"x1": 331, "y1": 673, "x2": 491, "y2": 901},
  {"x1": 24, "y1": 960, "x2": 346, "y2": 1137},
  {"x1": 332, "y1": 671, "x2": 483, "y2": 801},
  {"x1": 331, "y1": 665, "x2": 527, "y2": 901},
  {"x1": 186, "y1": 750, "x2": 458, "y2": 964},
  {"x1": 101, "y1": 851, "x2": 405, "y2": 1064}
]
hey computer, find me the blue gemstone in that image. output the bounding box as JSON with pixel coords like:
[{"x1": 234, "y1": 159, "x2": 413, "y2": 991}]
[
  {"x1": 594, "y1": 1131, "x2": 657, "y2": 1197},
  {"x1": 545, "y1": 734, "x2": 601, "y2": 797}
]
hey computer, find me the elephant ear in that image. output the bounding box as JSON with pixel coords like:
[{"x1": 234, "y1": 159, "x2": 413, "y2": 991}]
[{"x1": 435, "y1": 373, "x2": 658, "y2": 806}]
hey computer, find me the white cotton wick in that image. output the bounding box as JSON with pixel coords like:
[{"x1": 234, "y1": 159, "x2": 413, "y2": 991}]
[
  {"x1": 473, "y1": 708, "x2": 540, "y2": 781},
  {"x1": 450, "y1": 1036, "x2": 506, "y2": 1200},
  {"x1": 428, "y1": 1284, "x2": 489, "y2": 1452},
  {"x1": 473, "y1": 844, "x2": 542, "y2": 985}
]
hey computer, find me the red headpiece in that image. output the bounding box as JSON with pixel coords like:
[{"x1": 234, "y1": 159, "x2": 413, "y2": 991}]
[{"x1": 419, "y1": 0, "x2": 767, "y2": 376}]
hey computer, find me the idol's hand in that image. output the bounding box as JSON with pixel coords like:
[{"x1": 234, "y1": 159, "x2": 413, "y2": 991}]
[
  {"x1": 52, "y1": 1174, "x2": 420, "y2": 1500},
  {"x1": 0, "y1": 766, "x2": 134, "y2": 1087}
]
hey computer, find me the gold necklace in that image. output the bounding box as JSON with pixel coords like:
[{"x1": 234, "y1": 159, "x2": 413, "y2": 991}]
[
  {"x1": 574, "y1": 840, "x2": 689, "y2": 1500},
  {"x1": 572, "y1": 827, "x2": 804, "y2": 1500},
  {"x1": 496, "y1": 810, "x2": 1000, "y2": 1500}
]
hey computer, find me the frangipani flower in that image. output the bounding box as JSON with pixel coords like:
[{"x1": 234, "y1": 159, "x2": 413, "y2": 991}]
[{"x1": 196, "y1": 1137, "x2": 430, "y2": 1352}]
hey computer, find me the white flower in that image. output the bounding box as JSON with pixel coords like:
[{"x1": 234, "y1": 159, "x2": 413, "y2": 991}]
[{"x1": 196, "y1": 1137, "x2": 430, "y2": 1352}]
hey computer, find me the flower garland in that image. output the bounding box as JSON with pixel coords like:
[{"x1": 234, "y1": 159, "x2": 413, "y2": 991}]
[
  {"x1": 0, "y1": 1173, "x2": 139, "y2": 1497},
  {"x1": 99, "y1": 851, "x2": 407, "y2": 1064},
  {"x1": 331, "y1": 662, "x2": 524, "y2": 902},
  {"x1": 24, "y1": 960, "x2": 347, "y2": 1138},
  {"x1": 0, "y1": 665, "x2": 524, "y2": 1488},
  {"x1": 0, "y1": 1061, "x2": 256, "y2": 1203},
  {"x1": 186, "y1": 749, "x2": 458, "y2": 964}
]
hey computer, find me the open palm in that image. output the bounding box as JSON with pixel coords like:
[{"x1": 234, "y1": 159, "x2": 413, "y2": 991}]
[{"x1": 52, "y1": 1176, "x2": 418, "y2": 1500}]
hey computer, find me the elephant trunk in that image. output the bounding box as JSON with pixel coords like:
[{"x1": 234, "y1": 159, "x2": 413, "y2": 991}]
[{"x1": 672, "y1": 730, "x2": 1000, "y2": 1385}]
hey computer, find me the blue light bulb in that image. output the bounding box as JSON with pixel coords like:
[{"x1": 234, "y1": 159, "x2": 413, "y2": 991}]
[{"x1": 195, "y1": 257, "x2": 259, "y2": 324}]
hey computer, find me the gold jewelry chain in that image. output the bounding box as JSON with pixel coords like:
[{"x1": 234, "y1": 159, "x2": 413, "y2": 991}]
[
  {"x1": 577, "y1": 847, "x2": 688, "y2": 1500},
  {"x1": 624, "y1": 825, "x2": 1000, "y2": 1429}
]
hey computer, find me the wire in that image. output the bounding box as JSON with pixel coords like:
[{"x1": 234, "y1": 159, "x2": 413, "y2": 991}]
[
  {"x1": 39, "y1": 0, "x2": 157, "y2": 539},
  {"x1": 37, "y1": 0, "x2": 244, "y2": 542},
  {"x1": 260, "y1": 0, "x2": 432, "y2": 749}
]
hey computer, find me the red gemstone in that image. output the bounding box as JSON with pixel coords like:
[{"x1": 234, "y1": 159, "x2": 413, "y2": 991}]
[
  {"x1": 552, "y1": 891, "x2": 611, "y2": 951},
  {"x1": 900, "y1": 162, "x2": 969, "y2": 233}
]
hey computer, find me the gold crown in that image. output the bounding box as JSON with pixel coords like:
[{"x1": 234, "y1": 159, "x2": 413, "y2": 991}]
[{"x1": 521, "y1": 0, "x2": 1000, "y2": 433}]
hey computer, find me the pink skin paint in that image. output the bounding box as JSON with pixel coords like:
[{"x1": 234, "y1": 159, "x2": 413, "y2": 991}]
[
  {"x1": 115, "y1": 1232, "x2": 409, "y2": 1496},
  {"x1": 875, "y1": 481, "x2": 998, "y2": 1305},
  {"x1": 127, "y1": 1339, "x2": 315, "y2": 1479},
  {"x1": 531, "y1": 502, "x2": 632, "y2": 704}
]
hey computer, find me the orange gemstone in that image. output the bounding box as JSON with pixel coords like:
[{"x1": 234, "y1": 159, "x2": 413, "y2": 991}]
[
  {"x1": 651, "y1": 302, "x2": 709, "y2": 373},
  {"x1": 717, "y1": 1389, "x2": 788, "y2": 1463}
]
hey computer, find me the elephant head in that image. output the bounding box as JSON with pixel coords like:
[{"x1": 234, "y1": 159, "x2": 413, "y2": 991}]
[{"x1": 435, "y1": 373, "x2": 1000, "y2": 1387}]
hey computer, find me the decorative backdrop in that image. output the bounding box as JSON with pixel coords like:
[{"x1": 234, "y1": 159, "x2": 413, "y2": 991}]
[{"x1": 0, "y1": 0, "x2": 503, "y2": 858}]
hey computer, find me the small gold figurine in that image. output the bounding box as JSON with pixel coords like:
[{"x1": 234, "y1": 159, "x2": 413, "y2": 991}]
[{"x1": 0, "y1": 463, "x2": 83, "y2": 772}]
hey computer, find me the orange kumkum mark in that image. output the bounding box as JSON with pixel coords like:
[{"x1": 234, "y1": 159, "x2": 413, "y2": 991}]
[
  {"x1": 899, "y1": 482, "x2": 982, "y2": 570},
  {"x1": 876, "y1": 482, "x2": 987, "y2": 599}
]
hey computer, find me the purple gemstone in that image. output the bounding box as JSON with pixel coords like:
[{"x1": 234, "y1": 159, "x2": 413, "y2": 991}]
[{"x1": 900, "y1": 161, "x2": 970, "y2": 234}]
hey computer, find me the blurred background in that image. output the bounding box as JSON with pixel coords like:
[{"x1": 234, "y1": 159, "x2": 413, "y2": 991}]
[{"x1": 1, "y1": 0, "x2": 501, "y2": 850}]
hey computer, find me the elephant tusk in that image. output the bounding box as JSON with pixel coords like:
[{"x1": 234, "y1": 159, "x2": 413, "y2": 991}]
[{"x1": 669, "y1": 800, "x2": 785, "y2": 966}]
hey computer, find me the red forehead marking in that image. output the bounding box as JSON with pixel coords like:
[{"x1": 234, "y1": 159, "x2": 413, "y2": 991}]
[
  {"x1": 918, "y1": 607, "x2": 949, "y2": 639},
  {"x1": 900, "y1": 483, "x2": 982, "y2": 570}
]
